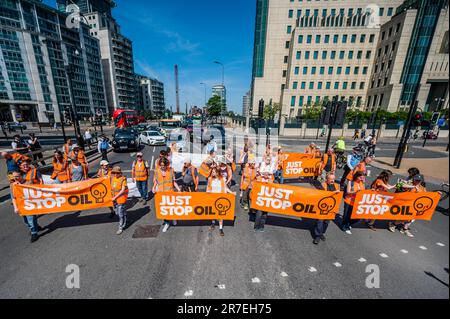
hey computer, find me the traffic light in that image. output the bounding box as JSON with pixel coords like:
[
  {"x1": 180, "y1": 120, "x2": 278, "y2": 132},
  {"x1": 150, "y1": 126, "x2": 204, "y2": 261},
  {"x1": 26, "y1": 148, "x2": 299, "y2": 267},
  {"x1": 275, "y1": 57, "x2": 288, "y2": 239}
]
[
  {"x1": 334, "y1": 101, "x2": 348, "y2": 126},
  {"x1": 431, "y1": 112, "x2": 441, "y2": 124},
  {"x1": 413, "y1": 113, "x2": 423, "y2": 127},
  {"x1": 258, "y1": 99, "x2": 264, "y2": 118},
  {"x1": 322, "y1": 101, "x2": 333, "y2": 125}
]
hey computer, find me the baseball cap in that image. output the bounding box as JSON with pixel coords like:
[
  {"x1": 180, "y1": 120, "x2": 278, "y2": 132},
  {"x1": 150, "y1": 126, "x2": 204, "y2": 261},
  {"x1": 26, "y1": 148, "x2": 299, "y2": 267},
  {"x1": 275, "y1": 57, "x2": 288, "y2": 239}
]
[
  {"x1": 100, "y1": 160, "x2": 109, "y2": 166},
  {"x1": 72, "y1": 144, "x2": 79, "y2": 149},
  {"x1": 111, "y1": 166, "x2": 122, "y2": 174},
  {"x1": 412, "y1": 174, "x2": 424, "y2": 182},
  {"x1": 136, "y1": 152, "x2": 143, "y2": 157}
]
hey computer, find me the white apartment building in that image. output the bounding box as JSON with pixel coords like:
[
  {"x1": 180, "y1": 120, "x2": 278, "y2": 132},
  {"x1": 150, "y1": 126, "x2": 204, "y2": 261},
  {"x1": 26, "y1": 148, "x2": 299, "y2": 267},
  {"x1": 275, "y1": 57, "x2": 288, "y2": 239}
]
[
  {"x1": 242, "y1": 90, "x2": 251, "y2": 117},
  {"x1": 251, "y1": 0, "x2": 404, "y2": 120}
]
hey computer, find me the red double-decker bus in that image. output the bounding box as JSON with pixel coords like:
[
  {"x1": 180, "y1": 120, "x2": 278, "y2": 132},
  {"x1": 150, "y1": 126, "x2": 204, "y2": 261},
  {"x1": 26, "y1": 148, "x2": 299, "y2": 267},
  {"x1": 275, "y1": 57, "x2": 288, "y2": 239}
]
[{"x1": 113, "y1": 109, "x2": 141, "y2": 128}]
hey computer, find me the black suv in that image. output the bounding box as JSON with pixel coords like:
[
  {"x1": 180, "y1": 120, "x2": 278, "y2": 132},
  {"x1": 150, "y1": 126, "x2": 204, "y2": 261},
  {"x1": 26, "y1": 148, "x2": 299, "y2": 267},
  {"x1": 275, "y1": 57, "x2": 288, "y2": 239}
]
[{"x1": 112, "y1": 129, "x2": 141, "y2": 152}]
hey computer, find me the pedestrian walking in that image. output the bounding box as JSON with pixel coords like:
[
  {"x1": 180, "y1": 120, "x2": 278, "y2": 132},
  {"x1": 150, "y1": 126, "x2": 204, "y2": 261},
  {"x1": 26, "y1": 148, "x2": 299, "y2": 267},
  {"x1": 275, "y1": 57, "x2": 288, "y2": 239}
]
[
  {"x1": 28, "y1": 133, "x2": 46, "y2": 166},
  {"x1": 84, "y1": 129, "x2": 93, "y2": 150},
  {"x1": 132, "y1": 152, "x2": 150, "y2": 203},
  {"x1": 51, "y1": 151, "x2": 69, "y2": 184},
  {"x1": 181, "y1": 159, "x2": 199, "y2": 192},
  {"x1": 341, "y1": 171, "x2": 365, "y2": 234},
  {"x1": 111, "y1": 166, "x2": 129, "y2": 235},
  {"x1": 218, "y1": 159, "x2": 233, "y2": 188},
  {"x1": 314, "y1": 172, "x2": 340, "y2": 245},
  {"x1": 352, "y1": 129, "x2": 360, "y2": 140},
  {"x1": 339, "y1": 147, "x2": 363, "y2": 190},
  {"x1": 96, "y1": 160, "x2": 114, "y2": 218},
  {"x1": 253, "y1": 157, "x2": 276, "y2": 232},
  {"x1": 11, "y1": 135, "x2": 29, "y2": 154},
  {"x1": 361, "y1": 129, "x2": 367, "y2": 140},
  {"x1": 207, "y1": 167, "x2": 235, "y2": 237},
  {"x1": 97, "y1": 135, "x2": 111, "y2": 162},
  {"x1": 153, "y1": 157, "x2": 181, "y2": 233},
  {"x1": 11, "y1": 171, "x2": 43, "y2": 243}
]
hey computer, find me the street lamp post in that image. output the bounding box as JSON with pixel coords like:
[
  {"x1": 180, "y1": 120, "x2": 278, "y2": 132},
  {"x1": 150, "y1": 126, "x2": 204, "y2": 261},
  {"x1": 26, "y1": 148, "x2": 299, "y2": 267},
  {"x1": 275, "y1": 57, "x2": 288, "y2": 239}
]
[{"x1": 65, "y1": 49, "x2": 83, "y2": 148}]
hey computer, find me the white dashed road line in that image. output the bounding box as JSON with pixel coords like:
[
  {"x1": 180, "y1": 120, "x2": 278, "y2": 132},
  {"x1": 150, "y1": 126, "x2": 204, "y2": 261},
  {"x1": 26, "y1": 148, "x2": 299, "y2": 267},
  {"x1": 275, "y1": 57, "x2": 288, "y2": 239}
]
[
  {"x1": 308, "y1": 267, "x2": 317, "y2": 273},
  {"x1": 184, "y1": 290, "x2": 194, "y2": 297},
  {"x1": 217, "y1": 284, "x2": 226, "y2": 290},
  {"x1": 280, "y1": 272, "x2": 289, "y2": 277},
  {"x1": 358, "y1": 258, "x2": 367, "y2": 263},
  {"x1": 251, "y1": 277, "x2": 261, "y2": 284},
  {"x1": 333, "y1": 262, "x2": 342, "y2": 268},
  {"x1": 401, "y1": 250, "x2": 409, "y2": 254},
  {"x1": 379, "y1": 253, "x2": 389, "y2": 258},
  {"x1": 419, "y1": 246, "x2": 428, "y2": 250},
  {"x1": 436, "y1": 243, "x2": 445, "y2": 247}
]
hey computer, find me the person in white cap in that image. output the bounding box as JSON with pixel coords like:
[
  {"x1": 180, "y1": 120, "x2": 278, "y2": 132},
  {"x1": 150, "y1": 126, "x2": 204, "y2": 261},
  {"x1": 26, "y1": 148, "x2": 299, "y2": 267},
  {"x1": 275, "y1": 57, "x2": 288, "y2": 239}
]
[
  {"x1": 132, "y1": 152, "x2": 150, "y2": 203},
  {"x1": 96, "y1": 160, "x2": 114, "y2": 218}
]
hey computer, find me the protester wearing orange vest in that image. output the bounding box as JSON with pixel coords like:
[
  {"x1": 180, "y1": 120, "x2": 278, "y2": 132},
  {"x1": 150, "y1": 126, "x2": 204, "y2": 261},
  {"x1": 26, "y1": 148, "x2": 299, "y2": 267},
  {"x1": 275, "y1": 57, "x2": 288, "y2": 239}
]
[
  {"x1": 1, "y1": 151, "x2": 31, "y2": 183},
  {"x1": 111, "y1": 166, "x2": 129, "y2": 235},
  {"x1": 63, "y1": 139, "x2": 73, "y2": 161},
  {"x1": 207, "y1": 167, "x2": 235, "y2": 237},
  {"x1": 367, "y1": 170, "x2": 395, "y2": 231},
  {"x1": 11, "y1": 171, "x2": 43, "y2": 243},
  {"x1": 314, "y1": 172, "x2": 340, "y2": 245},
  {"x1": 20, "y1": 160, "x2": 43, "y2": 185},
  {"x1": 68, "y1": 144, "x2": 88, "y2": 166},
  {"x1": 240, "y1": 159, "x2": 257, "y2": 210},
  {"x1": 342, "y1": 171, "x2": 365, "y2": 234},
  {"x1": 253, "y1": 156, "x2": 276, "y2": 232},
  {"x1": 346, "y1": 156, "x2": 373, "y2": 184},
  {"x1": 96, "y1": 160, "x2": 115, "y2": 218},
  {"x1": 275, "y1": 147, "x2": 287, "y2": 184},
  {"x1": 51, "y1": 151, "x2": 69, "y2": 184},
  {"x1": 181, "y1": 159, "x2": 199, "y2": 192},
  {"x1": 132, "y1": 153, "x2": 150, "y2": 203},
  {"x1": 68, "y1": 157, "x2": 88, "y2": 182},
  {"x1": 319, "y1": 149, "x2": 337, "y2": 183},
  {"x1": 153, "y1": 157, "x2": 181, "y2": 233}
]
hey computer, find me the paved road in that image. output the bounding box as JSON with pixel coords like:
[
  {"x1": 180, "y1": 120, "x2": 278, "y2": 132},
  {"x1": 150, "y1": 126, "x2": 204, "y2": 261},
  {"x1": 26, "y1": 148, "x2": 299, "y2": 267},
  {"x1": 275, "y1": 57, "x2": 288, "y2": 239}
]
[{"x1": 0, "y1": 140, "x2": 448, "y2": 299}]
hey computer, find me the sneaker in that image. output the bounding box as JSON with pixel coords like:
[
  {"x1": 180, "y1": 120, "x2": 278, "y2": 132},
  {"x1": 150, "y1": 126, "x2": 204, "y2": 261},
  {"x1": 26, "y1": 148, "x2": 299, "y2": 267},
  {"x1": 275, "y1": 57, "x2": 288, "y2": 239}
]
[
  {"x1": 368, "y1": 224, "x2": 377, "y2": 231},
  {"x1": 402, "y1": 229, "x2": 414, "y2": 237},
  {"x1": 116, "y1": 229, "x2": 123, "y2": 235},
  {"x1": 313, "y1": 238, "x2": 320, "y2": 245},
  {"x1": 320, "y1": 235, "x2": 326, "y2": 242},
  {"x1": 243, "y1": 205, "x2": 249, "y2": 211},
  {"x1": 30, "y1": 234, "x2": 39, "y2": 243},
  {"x1": 388, "y1": 225, "x2": 396, "y2": 233},
  {"x1": 345, "y1": 230, "x2": 352, "y2": 235},
  {"x1": 219, "y1": 230, "x2": 225, "y2": 237},
  {"x1": 258, "y1": 228, "x2": 265, "y2": 233},
  {"x1": 162, "y1": 223, "x2": 170, "y2": 233}
]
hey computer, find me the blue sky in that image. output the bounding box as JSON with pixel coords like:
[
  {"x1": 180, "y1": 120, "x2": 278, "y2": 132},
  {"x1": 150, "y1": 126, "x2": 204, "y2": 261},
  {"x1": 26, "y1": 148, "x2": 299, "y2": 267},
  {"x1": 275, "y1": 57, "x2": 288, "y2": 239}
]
[{"x1": 45, "y1": 0, "x2": 256, "y2": 114}]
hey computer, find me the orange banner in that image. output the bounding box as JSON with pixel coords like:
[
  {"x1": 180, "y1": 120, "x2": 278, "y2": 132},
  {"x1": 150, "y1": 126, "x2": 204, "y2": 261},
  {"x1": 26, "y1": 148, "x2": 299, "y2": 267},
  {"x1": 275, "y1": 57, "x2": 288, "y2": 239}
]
[
  {"x1": 282, "y1": 153, "x2": 322, "y2": 178},
  {"x1": 351, "y1": 190, "x2": 440, "y2": 221},
  {"x1": 13, "y1": 178, "x2": 113, "y2": 216},
  {"x1": 155, "y1": 192, "x2": 236, "y2": 221},
  {"x1": 250, "y1": 182, "x2": 343, "y2": 220}
]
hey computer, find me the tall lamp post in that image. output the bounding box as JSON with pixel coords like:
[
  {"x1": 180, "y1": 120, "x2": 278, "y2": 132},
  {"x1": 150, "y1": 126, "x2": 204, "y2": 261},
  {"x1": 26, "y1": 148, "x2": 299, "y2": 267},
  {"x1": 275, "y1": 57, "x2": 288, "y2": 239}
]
[{"x1": 65, "y1": 49, "x2": 83, "y2": 147}]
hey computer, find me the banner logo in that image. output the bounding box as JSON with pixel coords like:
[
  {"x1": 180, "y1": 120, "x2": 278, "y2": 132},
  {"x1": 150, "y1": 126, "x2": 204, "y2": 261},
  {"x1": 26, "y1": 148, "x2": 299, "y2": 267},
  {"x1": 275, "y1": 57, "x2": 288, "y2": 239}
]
[
  {"x1": 90, "y1": 183, "x2": 108, "y2": 204},
  {"x1": 215, "y1": 197, "x2": 232, "y2": 216},
  {"x1": 413, "y1": 196, "x2": 434, "y2": 216},
  {"x1": 318, "y1": 196, "x2": 337, "y2": 215}
]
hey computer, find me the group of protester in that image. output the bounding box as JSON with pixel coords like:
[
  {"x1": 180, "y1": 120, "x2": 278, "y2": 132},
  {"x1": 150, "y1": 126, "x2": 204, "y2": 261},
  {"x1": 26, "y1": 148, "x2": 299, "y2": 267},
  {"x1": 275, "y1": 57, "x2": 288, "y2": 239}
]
[{"x1": 3, "y1": 134, "x2": 434, "y2": 245}]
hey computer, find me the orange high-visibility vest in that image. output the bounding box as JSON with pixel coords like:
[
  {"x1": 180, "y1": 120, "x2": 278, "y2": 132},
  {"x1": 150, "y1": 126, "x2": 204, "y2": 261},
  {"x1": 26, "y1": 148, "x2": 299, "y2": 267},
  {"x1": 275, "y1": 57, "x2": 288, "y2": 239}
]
[
  {"x1": 52, "y1": 160, "x2": 69, "y2": 182},
  {"x1": 132, "y1": 160, "x2": 149, "y2": 181},
  {"x1": 112, "y1": 176, "x2": 129, "y2": 205},
  {"x1": 344, "y1": 181, "x2": 365, "y2": 206},
  {"x1": 206, "y1": 177, "x2": 226, "y2": 193},
  {"x1": 321, "y1": 153, "x2": 336, "y2": 171},
  {"x1": 24, "y1": 168, "x2": 41, "y2": 185},
  {"x1": 322, "y1": 182, "x2": 339, "y2": 192},
  {"x1": 183, "y1": 166, "x2": 199, "y2": 188},
  {"x1": 155, "y1": 169, "x2": 175, "y2": 192},
  {"x1": 63, "y1": 143, "x2": 71, "y2": 159},
  {"x1": 97, "y1": 168, "x2": 111, "y2": 178},
  {"x1": 199, "y1": 162, "x2": 211, "y2": 178},
  {"x1": 241, "y1": 166, "x2": 257, "y2": 191},
  {"x1": 11, "y1": 153, "x2": 31, "y2": 165},
  {"x1": 69, "y1": 150, "x2": 87, "y2": 165},
  {"x1": 347, "y1": 162, "x2": 367, "y2": 181}
]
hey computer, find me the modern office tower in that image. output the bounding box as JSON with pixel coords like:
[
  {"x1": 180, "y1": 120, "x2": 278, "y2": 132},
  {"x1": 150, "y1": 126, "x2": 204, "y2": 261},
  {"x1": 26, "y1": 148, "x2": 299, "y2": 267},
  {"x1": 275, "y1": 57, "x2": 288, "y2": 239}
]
[
  {"x1": 0, "y1": 0, "x2": 107, "y2": 123},
  {"x1": 136, "y1": 74, "x2": 165, "y2": 117},
  {"x1": 251, "y1": 0, "x2": 404, "y2": 120},
  {"x1": 57, "y1": 0, "x2": 138, "y2": 114},
  {"x1": 212, "y1": 84, "x2": 227, "y2": 113},
  {"x1": 242, "y1": 90, "x2": 251, "y2": 117},
  {"x1": 366, "y1": 0, "x2": 449, "y2": 112}
]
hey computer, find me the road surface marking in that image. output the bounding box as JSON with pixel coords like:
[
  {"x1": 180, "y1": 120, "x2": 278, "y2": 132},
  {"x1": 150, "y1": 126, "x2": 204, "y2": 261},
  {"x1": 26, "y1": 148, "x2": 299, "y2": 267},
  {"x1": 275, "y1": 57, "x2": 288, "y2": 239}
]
[
  {"x1": 130, "y1": 153, "x2": 136, "y2": 157},
  {"x1": 419, "y1": 246, "x2": 428, "y2": 250},
  {"x1": 379, "y1": 253, "x2": 389, "y2": 258},
  {"x1": 436, "y1": 243, "x2": 445, "y2": 247},
  {"x1": 401, "y1": 250, "x2": 409, "y2": 254},
  {"x1": 184, "y1": 290, "x2": 194, "y2": 297},
  {"x1": 308, "y1": 267, "x2": 317, "y2": 273},
  {"x1": 251, "y1": 277, "x2": 261, "y2": 284},
  {"x1": 280, "y1": 272, "x2": 288, "y2": 277},
  {"x1": 333, "y1": 262, "x2": 342, "y2": 268},
  {"x1": 217, "y1": 284, "x2": 226, "y2": 290},
  {"x1": 358, "y1": 258, "x2": 367, "y2": 263},
  {"x1": 150, "y1": 156, "x2": 154, "y2": 171},
  {"x1": 153, "y1": 147, "x2": 156, "y2": 152}
]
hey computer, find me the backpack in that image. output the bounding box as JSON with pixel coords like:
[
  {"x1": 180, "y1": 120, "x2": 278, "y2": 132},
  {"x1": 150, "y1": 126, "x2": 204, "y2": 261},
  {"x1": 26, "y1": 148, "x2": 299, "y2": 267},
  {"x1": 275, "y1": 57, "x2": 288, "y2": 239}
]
[{"x1": 100, "y1": 140, "x2": 109, "y2": 150}]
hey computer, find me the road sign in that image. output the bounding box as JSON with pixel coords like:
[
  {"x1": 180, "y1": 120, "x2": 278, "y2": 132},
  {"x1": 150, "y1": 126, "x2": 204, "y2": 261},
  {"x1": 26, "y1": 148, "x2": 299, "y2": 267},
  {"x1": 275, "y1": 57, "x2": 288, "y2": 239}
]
[{"x1": 437, "y1": 118, "x2": 446, "y2": 127}]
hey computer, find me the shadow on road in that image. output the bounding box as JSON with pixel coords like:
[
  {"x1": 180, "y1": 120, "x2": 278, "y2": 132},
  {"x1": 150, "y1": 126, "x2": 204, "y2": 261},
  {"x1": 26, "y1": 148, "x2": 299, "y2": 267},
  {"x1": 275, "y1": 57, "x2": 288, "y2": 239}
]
[{"x1": 424, "y1": 271, "x2": 449, "y2": 288}]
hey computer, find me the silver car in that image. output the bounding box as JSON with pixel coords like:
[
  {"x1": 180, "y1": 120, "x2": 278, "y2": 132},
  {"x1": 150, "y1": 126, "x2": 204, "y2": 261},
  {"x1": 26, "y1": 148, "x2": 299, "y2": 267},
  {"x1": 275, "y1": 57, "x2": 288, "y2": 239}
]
[{"x1": 140, "y1": 130, "x2": 166, "y2": 146}]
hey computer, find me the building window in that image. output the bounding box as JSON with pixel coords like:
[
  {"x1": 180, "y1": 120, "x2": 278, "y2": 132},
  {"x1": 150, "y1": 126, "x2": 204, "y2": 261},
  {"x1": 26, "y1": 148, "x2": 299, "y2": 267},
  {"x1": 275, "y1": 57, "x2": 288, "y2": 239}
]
[
  {"x1": 381, "y1": 31, "x2": 385, "y2": 40},
  {"x1": 345, "y1": 67, "x2": 351, "y2": 75},
  {"x1": 285, "y1": 41, "x2": 290, "y2": 49},
  {"x1": 362, "y1": 66, "x2": 368, "y2": 74},
  {"x1": 379, "y1": 7, "x2": 384, "y2": 16},
  {"x1": 360, "y1": 34, "x2": 366, "y2": 43},
  {"x1": 289, "y1": 10, "x2": 294, "y2": 18},
  {"x1": 328, "y1": 67, "x2": 333, "y2": 75},
  {"x1": 337, "y1": 67, "x2": 342, "y2": 75},
  {"x1": 351, "y1": 34, "x2": 357, "y2": 43},
  {"x1": 320, "y1": 66, "x2": 325, "y2": 75},
  {"x1": 296, "y1": 51, "x2": 301, "y2": 59},
  {"x1": 369, "y1": 34, "x2": 375, "y2": 43},
  {"x1": 388, "y1": 27, "x2": 393, "y2": 37},
  {"x1": 351, "y1": 82, "x2": 357, "y2": 89},
  {"x1": 348, "y1": 51, "x2": 354, "y2": 59},
  {"x1": 301, "y1": 82, "x2": 306, "y2": 89},
  {"x1": 379, "y1": 94, "x2": 384, "y2": 107},
  {"x1": 384, "y1": 77, "x2": 388, "y2": 86},
  {"x1": 318, "y1": 82, "x2": 323, "y2": 89},
  {"x1": 392, "y1": 41, "x2": 397, "y2": 51},
  {"x1": 366, "y1": 51, "x2": 372, "y2": 59},
  {"x1": 354, "y1": 67, "x2": 359, "y2": 74},
  {"x1": 324, "y1": 35, "x2": 330, "y2": 43},
  {"x1": 357, "y1": 51, "x2": 363, "y2": 59},
  {"x1": 333, "y1": 35, "x2": 339, "y2": 43},
  {"x1": 396, "y1": 23, "x2": 401, "y2": 34},
  {"x1": 331, "y1": 51, "x2": 336, "y2": 59},
  {"x1": 313, "y1": 51, "x2": 319, "y2": 59},
  {"x1": 299, "y1": 96, "x2": 304, "y2": 106},
  {"x1": 316, "y1": 35, "x2": 321, "y2": 43},
  {"x1": 309, "y1": 82, "x2": 314, "y2": 89},
  {"x1": 298, "y1": 35, "x2": 303, "y2": 43},
  {"x1": 284, "y1": 56, "x2": 289, "y2": 63},
  {"x1": 342, "y1": 34, "x2": 348, "y2": 43},
  {"x1": 307, "y1": 96, "x2": 313, "y2": 106},
  {"x1": 339, "y1": 51, "x2": 345, "y2": 59},
  {"x1": 303, "y1": 67, "x2": 308, "y2": 74},
  {"x1": 307, "y1": 35, "x2": 312, "y2": 43},
  {"x1": 297, "y1": 9, "x2": 302, "y2": 18},
  {"x1": 287, "y1": 26, "x2": 292, "y2": 34},
  {"x1": 334, "y1": 82, "x2": 339, "y2": 89},
  {"x1": 283, "y1": 70, "x2": 287, "y2": 77},
  {"x1": 294, "y1": 67, "x2": 299, "y2": 75},
  {"x1": 322, "y1": 51, "x2": 327, "y2": 59},
  {"x1": 293, "y1": 82, "x2": 298, "y2": 89},
  {"x1": 305, "y1": 51, "x2": 310, "y2": 59},
  {"x1": 343, "y1": 82, "x2": 348, "y2": 89},
  {"x1": 291, "y1": 96, "x2": 296, "y2": 107},
  {"x1": 311, "y1": 67, "x2": 317, "y2": 75},
  {"x1": 326, "y1": 82, "x2": 331, "y2": 90},
  {"x1": 387, "y1": 7, "x2": 394, "y2": 16}
]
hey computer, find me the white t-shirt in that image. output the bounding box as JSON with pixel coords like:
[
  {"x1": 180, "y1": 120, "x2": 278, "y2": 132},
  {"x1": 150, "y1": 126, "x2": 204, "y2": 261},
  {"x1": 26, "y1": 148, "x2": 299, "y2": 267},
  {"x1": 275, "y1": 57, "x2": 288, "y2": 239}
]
[{"x1": 209, "y1": 179, "x2": 224, "y2": 194}]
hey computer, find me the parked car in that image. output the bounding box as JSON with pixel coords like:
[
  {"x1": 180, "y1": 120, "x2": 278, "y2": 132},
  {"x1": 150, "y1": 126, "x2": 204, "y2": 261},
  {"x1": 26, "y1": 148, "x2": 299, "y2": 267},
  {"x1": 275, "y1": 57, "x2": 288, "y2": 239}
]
[
  {"x1": 166, "y1": 130, "x2": 189, "y2": 153},
  {"x1": 140, "y1": 130, "x2": 166, "y2": 146},
  {"x1": 6, "y1": 122, "x2": 27, "y2": 131},
  {"x1": 112, "y1": 129, "x2": 141, "y2": 152}
]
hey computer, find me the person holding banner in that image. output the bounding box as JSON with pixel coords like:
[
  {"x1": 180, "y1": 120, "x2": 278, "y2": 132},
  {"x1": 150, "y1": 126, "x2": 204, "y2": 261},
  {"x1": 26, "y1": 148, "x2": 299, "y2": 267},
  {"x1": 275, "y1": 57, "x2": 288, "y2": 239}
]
[
  {"x1": 69, "y1": 144, "x2": 88, "y2": 167},
  {"x1": 218, "y1": 159, "x2": 233, "y2": 188},
  {"x1": 2, "y1": 151, "x2": 31, "y2": 183},
  {"x1": 240, "y1": 159, "x2": 257, "y2": 210},
  {"x1": 153, "y1": 158, "x2": 181, "y2": 233},
  {"x1": 314, "y1": 172, "x2": 340, "y2": 244},
  {"x1": 20, "y1": 160, "x2": 43, "y2": 185},
  {"x1": 238, "y1": 145, "x2": 249, "y2": 175},
  {"x1": 63, "y1": 138, "x2": 73, "y2": 161},
  {"x1": 207, "y1": 167, "x2": 235, "y2": 236},
  {"x1": 319, "y1": 149, "x2": 337, "y2": 183},
  {"x1": 181, "y1": 159, "x2": 199, "y2": 192},
  {"x1": 257, "y1": 156, "x2": 276, "y2": 183},
  {"x1": 96, "y1": 160, "x2": 115, "y2": 218},
  {"x1": 132, "y1": 153, "x2": 150, "y2": 203},
  {"x1": 342, "y1": 171, "x2": 365, "y2": 234},
  {"x1": 275, "y1": 147, "x2": 286, "y2": 184},
  {"x1": 68, "y1": 157, "x2": 88, "y2": 182},
  {"x1": 11, "y1": 171, "x2": 42, "y2": 243},
  {"x1": 51, "y1": 151, "x2": 69, "y2": 184},
  {"x1": 366, "y1": 170, "x2": 396, "y2": 231},
  {"x1": 111, "y1": 166, "x2": 129, "y2": 235},
  {"x1": 225, "y1": 148, "x2": 236, "y2": 173}
]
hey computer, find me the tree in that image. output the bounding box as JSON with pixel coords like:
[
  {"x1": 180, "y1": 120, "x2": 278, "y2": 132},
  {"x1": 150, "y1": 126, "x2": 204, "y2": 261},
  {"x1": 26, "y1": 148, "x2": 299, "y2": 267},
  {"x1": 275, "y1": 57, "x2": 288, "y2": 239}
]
[
  {"x1": 206, "y1": 95, "x2": 222, "y2": 116},
  {"x1": 263, "y1": 103, "x2": 282, "y2": 121}
]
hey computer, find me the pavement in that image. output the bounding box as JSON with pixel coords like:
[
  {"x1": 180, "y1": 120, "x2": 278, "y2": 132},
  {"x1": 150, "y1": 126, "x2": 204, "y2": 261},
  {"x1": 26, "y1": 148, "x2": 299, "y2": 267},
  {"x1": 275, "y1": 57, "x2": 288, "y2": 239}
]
[{"x1": 0, "y1": 134, "x2": 448, "y2": 299}]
